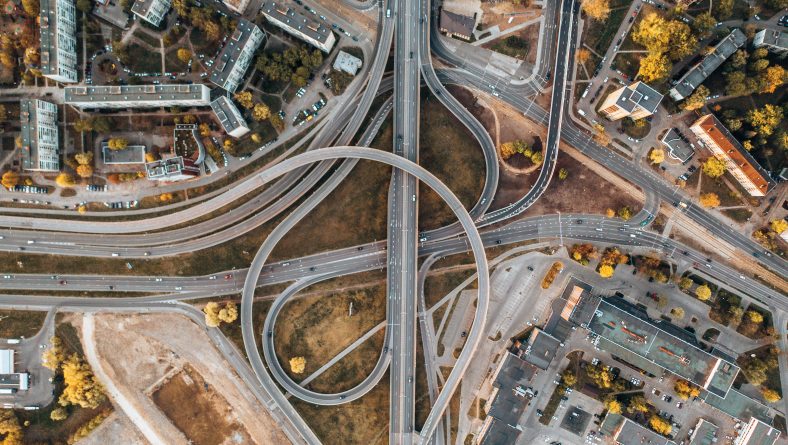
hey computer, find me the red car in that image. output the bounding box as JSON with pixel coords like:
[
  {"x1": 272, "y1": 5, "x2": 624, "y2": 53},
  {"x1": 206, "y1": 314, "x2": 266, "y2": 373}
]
[
  {"x1": 59, "y1": 280, "x2": 67, "y2": 285},
  {"x1": 224, "y1": 274, "x2": 233, "y2": 280}
]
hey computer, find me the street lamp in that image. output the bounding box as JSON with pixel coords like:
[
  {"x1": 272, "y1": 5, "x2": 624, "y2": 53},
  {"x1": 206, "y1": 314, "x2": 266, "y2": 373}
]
[{"x1": 557, "y1": 211, "x2": 563, "y2": 247}]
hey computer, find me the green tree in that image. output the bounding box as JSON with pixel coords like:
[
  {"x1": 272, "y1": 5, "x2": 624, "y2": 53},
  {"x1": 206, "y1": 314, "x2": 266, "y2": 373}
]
[
  {"x1": 728, "y1": 306, "x2": 744, "y2": 325},
  {"x1": 76, "y1": 0, "x2": 92, "y2": 13},
  {"x1": 617, "y1": 206, "x2": 632, "y2": 221},
  {"x1": 679, "y1": 277, "x2": 693, "y2": 290},
  {"x1": 714, "y1": 0, "x2": 734, "y2": 19},
  {"x1": 729, "y1": 50, "x2": 747, "y2": 69},
  {"x1": 73, "y1": 118, "x2": 94, "y2": 133}
]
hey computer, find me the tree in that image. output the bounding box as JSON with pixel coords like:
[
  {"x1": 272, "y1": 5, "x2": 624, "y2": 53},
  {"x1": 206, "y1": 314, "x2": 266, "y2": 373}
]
[
  {"x1": 203, "y1": 302, "x2": 221, "y2": 327},
  {"x1": 92, "y1": 117, "x2": 112, "y2": 134},
  {"x1": 627, "y1": 395, "x2": 650, "y2": 414},
  {"x1": 581, "y1": 0, "x2": 610, "y2": 21},
  {"x1": 585, "y1": 364, "x2": 613, "y2": 388},
  {"x1": 73, "y1": 118, "x2": 94, "y2": 133},
  {"x1": 649, "y1": 415, "x2": 672, "y2": 436},
  {"x1": 695, "y1": 285, "x2": 711, "y2": 301},
  {"x1": 561, "y1": 370, "x2": 577, "y2": 387},
  {"x1": 617, "y1": 206, "x2": 632, "y2": 221},
  {"x1": 747, "y1": 104, "x2": 784, "y2": 137},
  {"x1": 679, "y1": 277, "x2": 693, "y2": 290},
  {"x1": 290, "y1": 356, "x2": 306, "y2": 374},
  {"x1": 728, "y1": 306, "x2": 744, "y2": 325},
  {"x1": 632, "y1": 13, "x2": 695, "y2": 60},
  {"x1": 576, "y1": 48, "x2": 591, "y2": 64},
  {"x1": 747, "y1": 310, "x2": 764, "y2": 324},
  {"x1": 699, "y1": 192, "x2": 720, "y2": 208},
  {"x1": 199, "y1": 123, "x2": 211, "y2": 137},
  {"x1": 42, "y1": 336, "x2": 65, "y2": 371},
  {"x1": 604, "y1": 398, "x2": 622, "y2": 414},
  {"x1": 674, "y1": 379, "x2": 700, "y2": 400},
  {"x1": 648, "y1": 148, "x2": 665, "y2": 164},
  {"x1": 0, "y1": 410, "x2": 22, "y2": 445},
  {"x1": 758, "y1": 65, "x2": 785, "y2": 94},
  {"x1": 270, "y1": 114, "x2": 284, "y2": 132},
  {"x1": 76, "y1": 164, "x2": 93, "y2": 178},
  {"x1": 176, "y1": 48, "x2": 192, "y2": 63},
  {"x1": 761, "y1": 388, "x2": 781, "y2": 403},
  {"x1": 692, "y1": 12, "x2": 716, "y2": 39},
  {"x1": 743, "y1": 358, "x2": 769, "y2": 385},
  {"x1": 234, "y1": 91, "x2": 254, "y2": 109},
  {"x1": 558, "y1": 168, "x2": 568, "y2": 180},
  {"x1": 681, "y1": 85, "x2": 709, "y2": 111},
  {"x1": 252, "y1": 103, "x2": 271, "y2": 121},
  {"x1": 107, "y1": 138, "x2": 129, "y2": 150},
  {"x1": 1, "y1": 171, "x2": 19, "y2": 189},
  {"x1": 218, "y1": 302, "x2": 238, "y2": 323},
  {"x1": 55, "y1": 173, "x2": 76, "y2": 188},
  {"x1": 22, "y1": 0, "x2": 39, "y2": 16},
  {"x1": 599, "y1": 264, "x2": 614, "y2": 278},
  {"x1": 770, "y1": 219, "x2": 787, "y2": 235},
  {"x1": 605, "y1": 208, "x2": 615, "y2": 218},
  {"x1": 593, "y1": 123, "x2": 611, "y2": 146},
  {"x1": 670, "y1": 307, "x2": 685, "y2": 319},
  {"x1": 59, "y1": 353, "x2": 106, "y2": 409},
  {"x1": 74, "y1": 151, "x2": 93, "y2": 165},
  {"x1": 701, "y1": 157, "x2": 725, "y2": 179},
  {"x1": 50, "y1": 407, "x2": 68, "y2": 421},
  {"x1": 724, "y1": 71, "x2": 748, "y2": 96},
  {"x1": 530, "y1": 151, "x2": 544, "y2": 166},
  {"x1": 750, "y1": 58, "x2": 770, "y2": 73},
  {"x1": 637, "y1": 53, "x2": 672, "y2": 83}
]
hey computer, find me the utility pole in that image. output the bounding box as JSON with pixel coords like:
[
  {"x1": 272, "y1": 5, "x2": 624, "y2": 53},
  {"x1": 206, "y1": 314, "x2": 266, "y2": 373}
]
[{"x1": 558, "y1": 211, "x2": 563, "y2": 247}]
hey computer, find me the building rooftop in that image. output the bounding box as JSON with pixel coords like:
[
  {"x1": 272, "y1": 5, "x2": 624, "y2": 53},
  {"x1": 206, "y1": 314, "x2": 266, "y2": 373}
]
[
  {"x1": 579, "y1": 296, "x2": 739, "y2": 398},
  {"x1": 131, "y1": 0, "x2": 160, "y2": 20},
  {"x1": 689, "y1": 419, "x2": 718, "y2": 445},
  {"x1": 101, "y1": 144, "x2": 146, "y2": 164},
  {"x1": 479, "y1": 418, "x2": 520, "y2": 445},
  {"x1": 39, "y1": 0, "x2": 69, "y2": 77},
  {"x1": 692, "y1": 114, "x2": 775, "y2": 194},
  {"x1": 521, "y1": 328, "x2": 560, "y2": 370},
  {"x1": 703, "y1": 388, "x2": 772, "y2": 424},
  {"x1": 660, "y1": 128, "x2": 695, "y2": 163},
  {"x1": 65, "y1": 84, "x2": 209, "y2": 104},
  {"x1": 670, "y1": 29, "x2": 746, "y2": 99},
  {"x1": 614, "y1": 81, "x2": 663, "y2": 114},
  {"x1": 488, "y1": 353, "x2": 537, "y2": 427},
  {"x1": 439, "y1": 9, "x2": 475, "y2": 37},
  {"x1": 261, "y1": 1, "x2": 334, "y2": 44},
  {"x1": 209, "y1": 19, "x2": 261, "y2": 89},
  {"x1": 333, "y1": 50, "x2": 363, "y2": 75},
  {"x1": 756, "y1": 29, "x2": 788, "y2": 50},
  {"x1": 211, "y1": 96, "x2": 248, "y2": 134},
  {"x1": 600, "y1": 413, "x2": 675, "y2": 445},
  {"x1": 738, "y1": 418, "x2": 781, "y2": 445}
]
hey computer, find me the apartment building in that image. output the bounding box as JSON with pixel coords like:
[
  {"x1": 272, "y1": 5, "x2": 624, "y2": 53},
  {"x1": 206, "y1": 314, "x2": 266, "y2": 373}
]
[
  {"x1": 734, "y1": 418, "x2": 780, "y2": 445},
  {"x1": 19, "y1": 99, "x2": 60, "y2": 172},
  {"x1": 210, "y1": 19, "x2": 264, "y2": 93},
  {"x1": 669, "y1": 29, "x2": 746, "y2": 100},
  {"x1": 690, "y1": 114, "x2": 775, "y2": 197},
  {"x1": 598, "y1": 81, "x2": 663, "y2": 121},
  {"x1": 754, "y1": 29, "x2": 788, "y2": 57},
  {"x1": 64, "y1": 84, "x2": 212, "y2": 109},
  {"x1": 210, "y1": 96, "x2": 250, "y2": 138},
  {"x1": 131, "y1": 0, "x2": 171, "y2": 27},
  {"x1": 261, "y1": 1, "x2": 336, "y2": 52},
  {"x1": 39, "y1": 0, "x2": 78, "y2": 83}
]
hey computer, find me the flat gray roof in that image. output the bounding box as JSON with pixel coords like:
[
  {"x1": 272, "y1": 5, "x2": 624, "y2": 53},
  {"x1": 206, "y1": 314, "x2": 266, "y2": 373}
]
[
  {"x1": 102, "y1": 144, "x2": 146, "y2": 164},
  {"x1": 523, "y1": 328, "x2": 560, "y2": 370},
  {"x1": 261, "y1": 1, "x2": 333, "y2": 44},
  {"x1": 65, "y1": 84, "x2": 209, "y2": 104},
  {"x1": 660, "y1": 128, "x2": 695, "y2": 163},
  {"x1": 209, "y1": 19, "x2": 262, "y2": 88},
  {"x1": 671, "y1": 29, "x2": 745, "y2": 99},
  {"x1": 756, "y1": 29, "x2": 788, "y2": 50},
  {"x1": 689, "y1": 419, "x2": 719, "y2": 445},
  {"x1": 210, "y1": 96, "x2": 248, "y2": 133},
  {"x1": 488, "y1": 353, "x2": 536, "y2": 427},
  {"x1": 131, "y1": 0, "x2": 161, "y2": 19}
]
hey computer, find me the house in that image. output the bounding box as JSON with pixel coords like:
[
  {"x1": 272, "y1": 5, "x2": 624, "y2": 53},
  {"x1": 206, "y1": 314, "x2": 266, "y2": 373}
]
[
  {"x1": 333, "y1": 50, "x2": 363, "y2": 76},
  {"x1": 660, "y1": 128, "x2": 695, "y2": 163},
  {"x1": 600, "y1": 413, "x2": 675, "y2": 445},
  {"x1": 734, "y1": 418, "x2": 780, "y2": 445},
  {"x1": 211, "y1": 96, "x2": 250, "y2": 138},
  {"x1": 689, "y1": 114, "x2": 775, "y2": 197},
  {"x1": 439, "y1": 9, "x2": 476, "y2": 41},
  {"x1": 477, "y1": 352, "x2": 538, "y2": 445},
  {"x1": 598, "y1": 81, "x2": 663, "y2": 121},
  {"x1": 102, "y1": 144, "x2": 147, "y2": 164}
]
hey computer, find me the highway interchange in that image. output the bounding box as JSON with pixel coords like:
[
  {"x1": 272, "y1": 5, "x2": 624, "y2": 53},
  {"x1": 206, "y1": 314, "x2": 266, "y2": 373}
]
[{"x1": 2, "y1": 0, "x2": 788, "y2": 444}]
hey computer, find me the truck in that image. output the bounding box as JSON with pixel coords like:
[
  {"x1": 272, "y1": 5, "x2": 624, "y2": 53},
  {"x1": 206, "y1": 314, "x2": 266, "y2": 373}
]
[
  {"x1": 5, "y1": 339, "x2": 20, "y2": 345},
  {"x1": 0, "y1": 389, "x2": 16, "y2": 395}
]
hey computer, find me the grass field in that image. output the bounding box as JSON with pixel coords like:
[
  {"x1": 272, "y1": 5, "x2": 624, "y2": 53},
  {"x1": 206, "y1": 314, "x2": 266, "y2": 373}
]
[
  {"x1": 273, "y1": 284, "x2": 387, "y2": 380},
  {"x1": 700, "y1": 174, "x2": 745, "y2": 207},
  {"x1": 164, "y1": 48, "x2": 190, "y2": 73},
  {"x1": 307, "y1": 330, "x2": 384, "y2": 393},
  {"x1": 424, "y1": 268, "x2": 477, "y2": 309},
  {"x1": 0, "y1": 310, "x2": 46, "y2": 338}
]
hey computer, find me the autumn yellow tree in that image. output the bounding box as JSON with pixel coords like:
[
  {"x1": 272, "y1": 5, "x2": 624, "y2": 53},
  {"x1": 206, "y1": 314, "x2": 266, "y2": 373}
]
[
  {"x1": 252, "y1": 103, "x2": 271, "y2": 121},
  {"x1": 769, "y1": 219, "x2": 787, "y2": 235},
  {"x1": 199, "y1": 123, "x2": 211, "y2": 137},
  {"x1": 649, "y1": 415, "x2": 672, "y2": 436},
  {"x1": 50, "y1": 407, "x2": 68, "y2": 421},
  {"x1": 1, "y1": 171, "x2": 19, "y2": 189},
  {"x1": 74, "y1": 151, "x2": 93, "y2": 165},
  {"x1": 203, "y1": 302, "x2": 221, "y2": 327},
  {"x1": 599, "y1": 264, "x2": 614, "y2": 278},
  {"x1": 42, "y1": 336, "x2": 65, "y2": 371},
  {"x1": 670, "y1": 307, "x2": 685, "y2": 319},
  {"x1": 605, "y1": 208, "x2": 615, "y2": 218},
  {"x1": 581, "y1": 0, "x2": 611, "y2": 21},
  {"x1": 176, "y1": 48, "x2": 192, "y2": 63},
  {"x1": 604, "y1": 398, "x2": 622, "y2": 414},
  {"x1": 695, "y1": 284, "x2": 711, "y2": 301},
  {"x1": 159, "y1": 193, "x2": 174, "y2": 202},
  {"x1": 593, "y1": 124, "x2": 611, "y2": 146},
  {"x1": 107, "y1": 138, "x2": 129, "y2": 150},
  {"x1": 648, "y1": 148, "x2": 665, "y2": 164},
  {"x1": 499, "y1": 142, "x2": 517, "y2": 159},
  {"x1": 576, "y1": 48, "x2": 591, "y2": 64},
  {"x1": 761, "y1": 388, "x2": 781, "y2": 403},
  {"x1": 234, "y1": 91, "x2": 254, "y2": 109},
  {"x1": 59, "y1": 353, "x2": 106, "y2": 409},
  {"x1": 0, "y1": 409, "x2": 22, "y2": 445},
  {"x1": 290, "y1": 356, "x2": 306, "y2": 374},
  {"x1": 76, "y1": 164, "x2": 93, "y2": 178},
  {"x1": 747, "y1": 310, "x2": 764, "y2": 324},
  {"x1": 218, "y1": 302, "x2": 238, "y2": 323},
  {"x1": 674, "y1": 379, "x2": 700, "y2": 400},
  {"x1": 55, "y1": 173, "x2": 76, "y2": 188},
  {"x1": 699, "y1": 192, "x2": 720, "y2": 208},
  {"x1": 145, "y1": 152, "x2": 157, "y2": 162},
  {"x1": 627, "y1": 395, "x2": 650, "y2": 414},
  {"x1": 701, "y1": 157, "x2": 725, "y2": 178},
  {"x1": 617, "y1": 206, "x2": 633, "y2": 220},
  {"x1": 638, "y1": 53, "x2": 672, "y2": 82}
]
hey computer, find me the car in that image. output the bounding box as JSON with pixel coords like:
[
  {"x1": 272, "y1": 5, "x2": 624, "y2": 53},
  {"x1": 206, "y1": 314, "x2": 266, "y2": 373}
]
[
  {"x1": 225, "y1": 274, "x2": 233, "y2": 280},
  {"x1": 460, "y1": 331, "x2": 467, "y2": 338},
  {"x1": 1, "y1": 276, "x2": 10, "y2": 279},
  {"x1": 174, "y1": 286, "x2": 183, "y2": 291},
  {"x1": 576, "y1": 219, "x2": 583, "y2": 224},
  {"x1": 59, "y1": 280, "x2": 67, "y2": 285},
  {"x1": 527, "y1": 266, "x2": 534, "y2": 271},
  {"x1": 536, "y1": 409, "x2": 543, "y2": 417},
  {"x1": 628, "y1": 16, "x2": 634, "y2": 23},
  {"x1": 676, "y1": 401, "x2": 683, "y2": 409},
  {"x1": 155, "y1": 278, "x2": 163, "y2": 282},
  {"x1": 495, "y1": 239, "x2": 502, "y2": 244},
  {"x1": 209, "y1": 275, "x2": 217, "y2": 280}
]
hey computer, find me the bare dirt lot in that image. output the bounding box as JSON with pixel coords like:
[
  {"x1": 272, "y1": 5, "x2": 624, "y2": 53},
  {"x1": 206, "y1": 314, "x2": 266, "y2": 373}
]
[
  {"x1": 479, "y1": 1, "x2": 541, "y2": 33},
  {"x1": 81, "y1": 313, "x2": 288, "y2": 445},
  {"x1": 152, "y1": 364, "x2": 253, "y2": 445}
]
